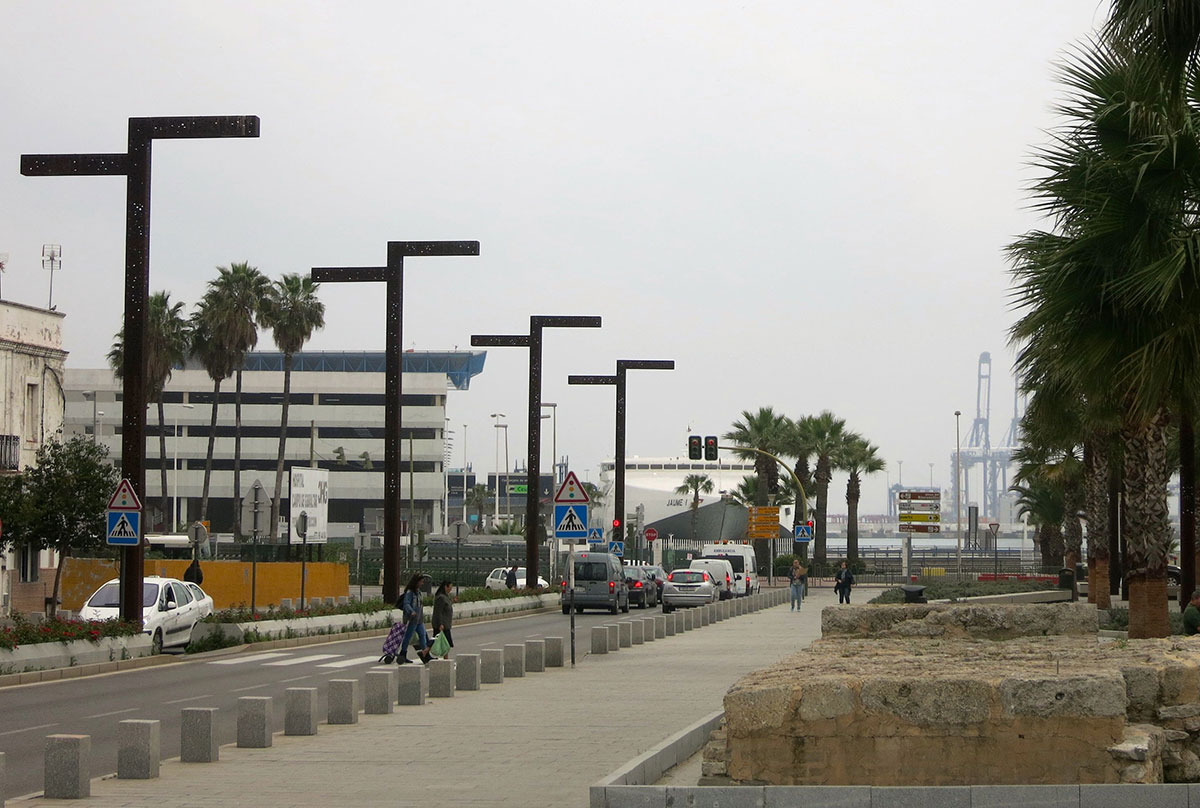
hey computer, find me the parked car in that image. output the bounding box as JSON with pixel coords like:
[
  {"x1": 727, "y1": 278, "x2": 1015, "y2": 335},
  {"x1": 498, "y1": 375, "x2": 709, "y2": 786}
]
[
  {"x1": 626, "y1": 564, "x2": 668, "y2": 598},
  {"x1": 484, "y1": 567, "x2": 550, "y2": 590},
  {"x1": 78, "y1": 576, "x2": 210, "y2": 653},
  {"x1": 689, "y1": 558, "x2": 735, "y2": 600},
  {"x1": 560, "y1": 551, "x2": 629, "y2": 614},
  {"x1": 661, "y1": 569, "x2": 720, "y2": 613},
  {"x1": 623, "y1": 567, "x2": 659, "y2": 608}
]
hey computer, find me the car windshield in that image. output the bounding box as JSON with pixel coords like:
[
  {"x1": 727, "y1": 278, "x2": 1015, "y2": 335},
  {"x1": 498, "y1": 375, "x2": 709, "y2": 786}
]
[
  {"x1": 575, "y1": 561, "x2": 609, "y2": 581},
  {"x1": 672, "y1": 571, "x2": 706, "y2": 583},
  {"x1": 705, "y1": 554, "x2": 744, "y2": 572},
  {"x1": 88, "y1": 582, "x2": 159, "y2": 608}
]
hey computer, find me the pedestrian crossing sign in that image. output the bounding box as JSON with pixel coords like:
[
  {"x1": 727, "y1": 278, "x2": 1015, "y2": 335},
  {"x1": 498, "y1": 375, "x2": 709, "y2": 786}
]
[
  {"x1": 554, "y1": 504, "x2": 589, "y2": 539},
  {"x1": 107, "y1": 510, "x2": 141, "y2": 546},
  {"x1": 609, "y1": 541, "x2": 624, "y2": 557},
  {"x1": 587, "y1": 527, "x2": 605, "y2": 545},
  {"x1": 794, "y1": 523, "x2": 813, "y2": 542}
]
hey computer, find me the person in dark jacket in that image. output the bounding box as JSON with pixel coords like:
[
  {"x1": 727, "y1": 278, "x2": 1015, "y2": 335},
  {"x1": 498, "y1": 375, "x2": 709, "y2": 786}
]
[
  {"x1": 834, "y1": 561, "x2": 855, "y2": 604},
  {"x1": 432, "y1": 580, "x2": 455, "y2": 658},
  {"x1": 505, "y1": 565, "x2": 518, "y2": 589},
  {"x1": 398, "y1": 573, "x2": 432, "y2": 664}
]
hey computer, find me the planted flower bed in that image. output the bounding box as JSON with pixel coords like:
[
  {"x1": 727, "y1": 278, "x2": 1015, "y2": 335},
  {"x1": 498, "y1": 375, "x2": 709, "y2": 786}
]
[{"x1": 0, "y1": 614, "x2": 152, "y2": 674}]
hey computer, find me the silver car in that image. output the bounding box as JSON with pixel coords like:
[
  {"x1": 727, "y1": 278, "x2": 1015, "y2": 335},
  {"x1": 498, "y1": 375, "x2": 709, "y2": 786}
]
[{"x1": 661, "y1": 568, "x2": 720, "y2": 613}]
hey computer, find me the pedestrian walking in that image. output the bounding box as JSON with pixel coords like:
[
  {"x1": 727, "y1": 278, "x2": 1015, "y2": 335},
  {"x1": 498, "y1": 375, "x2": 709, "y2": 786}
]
[
  {"x1": 834, "y1": 561, "x2": 855, "y2": 604},
  {"x1": 788, "y1": 559, "x2": 807, "y2": 611},
  {"x1": 432, "y1": 580, "x2": 455, "y2": 658},
  {"x1": 505, "y1": 565, "x2": 518, "y2": 589},
  {"x1": 399, "y1": 573, "x2": 432, "y2": 664}
]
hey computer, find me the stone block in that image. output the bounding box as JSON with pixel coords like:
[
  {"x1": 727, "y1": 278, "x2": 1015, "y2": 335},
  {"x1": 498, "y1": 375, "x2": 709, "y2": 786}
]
[
  {"x1": 525, "y1": 639, "x2": 546, "y2": 672},
  {"x1": 504, "y1": 643, "x2": 526, "y2": 677},
  {"x1": 699, "y1": 605, "x2": 710, "y2": 625},
  {"x1": 619, "y1": 622, "x2": 633, "y2": 647},
  {"x1": 456, "y1": 653, "x2": 482, "y2": 689},
  {"x1": 870, "y1": 787, "x2": 970, "y2": 808},
  {"x1": 285, "y1": 687, "x2": 318, "y2": 736},
  {"x1": 180, "y1": 707, "x2": 219, "y2": 762},
  {"x1": 764, "y1": 786, "x2": 870, "y2": 807},
  {"x1": 429, "y1": 659, "x2": 455, "y2": 697},
  {"x1": 1080, "y1": 784, "x2": 1188, "y2": 807},
  {"x1": 680, "y1": 610, "x2": 691, "y2": 631},
  {"x1": 328, "y1": 679, "x2": 359, "y2": 724},
  {"x1": 665, "y1": 615, "x2": 676, "y2": 636},
  {"x1": 545, "y1": 636, "x2": 564, "y2": 666},
  {"x1": 641, "y1": 617, "x2": 656, "y2": 642},
  {"x1": 397, "y1": 664, "x2": 428, "y2": 705},
  {"x1": 364, "y1": 669, "x2": 395, "y2": 714},
  {"x1": 600, "y1": 785, "x2": 667, "y2": 807},
  {"x1": 665, "y1": 785, "x2": 764, "y2": 807},
  {"x1": 45, "y1": 734, "x2": 90, "y2": 799},
  {"x1": 607, "y1": 624, "x2": 620, "y2": 651},
  {"x1": 971, "y1": 785, "x2": 1080, "y2": 807},
  {"x1": 280, "y1": 598, "x2": 293, "y2": 609},
  {"x1": 631, "y1": 619, "x2": 645, "y2": 644},
  {"x1": 117, "y1": 719, "x2": 160, "y2": 779},
  {"x1": 237, "y1": 696, "x2": 273, "y2": 748},
  {"x1": 654, "y1": 615, "x2": 666, "y2": 638},
  {"x1": 481, "y1": 647, "x2": 505, "y2": 682},
  {"x1": 592, "y1": 626, "x2": 609, "y2": 655},
  {"x1": 338, "y1": 596, "x2": 349, "y2": 605}
]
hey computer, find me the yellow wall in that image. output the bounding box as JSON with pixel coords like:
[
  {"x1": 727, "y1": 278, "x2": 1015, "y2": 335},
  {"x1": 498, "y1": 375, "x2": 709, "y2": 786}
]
[{"x1": 62, "y1": 557, "x2": 350, "y2": 612}]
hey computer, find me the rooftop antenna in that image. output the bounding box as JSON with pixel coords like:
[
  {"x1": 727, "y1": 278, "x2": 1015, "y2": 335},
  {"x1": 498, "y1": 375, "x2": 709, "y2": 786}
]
[
  {"x1": 41, "y1": 244, "x2": 61, "y2": 310},
  {"x1": 0, "y1": 252, "x2": 7, "y2": 300}
]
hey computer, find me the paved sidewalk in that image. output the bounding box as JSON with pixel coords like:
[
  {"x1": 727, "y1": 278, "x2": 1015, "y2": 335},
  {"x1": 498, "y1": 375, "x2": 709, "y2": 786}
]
[{"x1": 16, "y1": 588, "x2": 835, "y2": 807}]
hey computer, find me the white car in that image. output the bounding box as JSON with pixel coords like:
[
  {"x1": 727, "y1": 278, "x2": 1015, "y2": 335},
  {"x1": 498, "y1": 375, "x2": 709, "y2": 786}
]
[
  {"x1": 79, "y1": 576, "x2": 210, "y2": 653},
  {"x1": 484, "y1": 567, "x2": 550, "y2": 590}
]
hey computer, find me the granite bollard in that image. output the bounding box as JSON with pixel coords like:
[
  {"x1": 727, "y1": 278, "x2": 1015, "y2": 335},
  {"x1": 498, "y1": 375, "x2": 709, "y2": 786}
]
[
  {"x1": 328, "y1": 679, "x2": 359, "y2": 724},
  {"x1": 654, "y1": 614, "x2": 666, "y2": 638},
  {"x1": 237, "y1": 696, "x2": 273, "y2": 748},
  {"x1": 456, "y1": 653, "x2": 482, "y2": 689},
  {"x1": 631, "y1": 619, "x2": 645, "y2": 644},
  {"x1": 504, "y1": 643, "x2": 526, "y2": 677},
  {"x1": 525, "y1": 639, "x2": 545, "y2": 672},
  {"x1": 45, "y1": 734, "x2": 90, "y2": 799},
  {"x1": 641, "y1": 617, "x2": 656, "y2": 642},
  {"x1": 591, "y1": 626, "x2": 609, "y2": 655},
  {"x1": 544, "y1": 636, "x2": 564, "y2": 666},
  {"x1": 285, "y1": 688, "x2": 318, "y2": 736},
  {"x1": 429, "y1": 659, "x2": 455, "y2": 697},
  {"x1": 397, "y1": 664, "x2": 428, "y2": 705},
  {"x1": 181, "y1": 707, "x2": 219, "y2": 762},
  {"x1": 117, "y1": 719, "x2": 160, "y2": 779},
  {"x1": 618, "y1": 622, "x2": 633, "y2": 647},
  {"x1": 481, "y1": 647, "x2": 505, "y2": 683},
  {"x1": 365, "y1": 669, "x2": 396, "y2": 714},
  {"x1": 665, "y1": 614, "x2": 676, "y2": 636},
  {"x1": 606, "y1": 624, "x2": 620, "y2": 651}
]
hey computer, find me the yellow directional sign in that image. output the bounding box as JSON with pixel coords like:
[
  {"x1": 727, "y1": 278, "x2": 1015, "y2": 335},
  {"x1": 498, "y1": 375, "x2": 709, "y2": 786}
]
[{"x1": 899, "y1": 513, "x2": 941, "y2": 523}]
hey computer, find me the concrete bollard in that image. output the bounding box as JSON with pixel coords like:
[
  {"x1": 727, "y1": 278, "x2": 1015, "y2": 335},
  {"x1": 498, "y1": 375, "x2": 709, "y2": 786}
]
[
  {"x1": 654, "y1": 615, "x2": 666, "y2": 638},
  {"x1": 504, "y1": 644, "x2": 526, "y2": 677},
  {"x1": 117, "y1": 719, "x2": 160, "y2": 779},
  {"x1": 45, "y1": 734, "x2": 90, "y2": 799},
  {"x1": 237, "y1": 696, "x2": 273, "y2": 748},
  {"x1": 606, "y1": 624, "x2": 620, "y2": 651},
  {"x1": 429, "y1": 659, "x2": 456, "y2": 697},
  {"x1": 481, "y1": 648, "x2": 505, "y2": 683},
  {"x1": 365, "y1": 669, "x2": 396, "y2": 714},
  {"x1": 640, "y1": 617, "x2": 656, "y2": 642},
  {"x1": 397, "y1": 664, "x2": 428, "y2": 705},
  {"x1": 328, "y1": 679, "x2": 359, "y2": 724},
  {"x1": 0, "y1": 751, "x2": 5, "y2": 808},
  {"x1": 181, "y1": 707, "x2": 219, "y2": 763},
  {"x1": 591, "y1": 626, "x2": 609, "y2": 655},
  {"x1": 544, "y1": 637, "x2": 564, "y2": 667},
  {"x1": 285, "y1": 688, "x2": 319, "y2": 736},
  {"x1": 664, "y1": 614, "x2": 676, "y2": 636},
  {"x1": 525, "y1": 639, "x2": 545, "y2": 672},
  {"x1": 456, "y1": 653, "x2": 482, "y2": 690},
  {"x1": 631, "y1": 619, "x2": 645, "y2": 644},
  {"x1": 618, "y1": 622, "x2": 633, "y2": 648},
  {"x1": 682, "y1": 611, "x2": 693, "y2": 631},
  {"x1": 280, "y1": 598, "x2": 293, "y2": 610}
]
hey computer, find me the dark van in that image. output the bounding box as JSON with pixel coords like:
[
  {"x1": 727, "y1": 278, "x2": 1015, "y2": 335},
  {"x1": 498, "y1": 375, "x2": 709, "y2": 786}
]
[{"x1": 561, "y1": 551, "x2": 629, "y2": 614}]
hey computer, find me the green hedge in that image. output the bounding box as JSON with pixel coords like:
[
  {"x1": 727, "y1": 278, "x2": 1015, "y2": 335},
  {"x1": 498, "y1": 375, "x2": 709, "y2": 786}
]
[{"x1": 869, "y1": 578, "x2": 1058, "y2": 604}]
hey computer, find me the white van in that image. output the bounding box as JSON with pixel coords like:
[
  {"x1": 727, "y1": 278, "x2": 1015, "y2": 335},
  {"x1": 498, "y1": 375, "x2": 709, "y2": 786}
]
[
  {"x1": 701, "y1": 543, "x2": 759, "y2": 597},
  {"x1": 689, "y1": 557, "x2": 735, "y2": 600}
]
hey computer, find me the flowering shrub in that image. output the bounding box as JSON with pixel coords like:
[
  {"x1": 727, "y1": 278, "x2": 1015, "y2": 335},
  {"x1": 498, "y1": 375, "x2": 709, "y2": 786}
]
[{"x1": 0, "y1": 612, "x2": 142, "y2": 651}]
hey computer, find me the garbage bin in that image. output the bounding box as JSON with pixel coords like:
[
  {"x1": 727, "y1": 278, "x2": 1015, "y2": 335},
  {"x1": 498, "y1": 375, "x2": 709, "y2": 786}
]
[
  {"x1": 1058, "y1": 568, "x2": 1075, "y2": 589},
  {"x1": 900, "y1": 584, "x2": 927, "y2": 604}
]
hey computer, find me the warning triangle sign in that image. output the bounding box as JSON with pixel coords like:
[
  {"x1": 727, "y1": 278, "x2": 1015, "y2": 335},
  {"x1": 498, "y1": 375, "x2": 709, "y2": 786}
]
[
  {"x1": 553, "y1": 471, "x2": 590, "y2": 503},
  {"x1": 555, "y1": 505, "x2": 587, "y2": 534},
  {"x1": 107, "y1": 479, "x2": 142, "y2": 511}
]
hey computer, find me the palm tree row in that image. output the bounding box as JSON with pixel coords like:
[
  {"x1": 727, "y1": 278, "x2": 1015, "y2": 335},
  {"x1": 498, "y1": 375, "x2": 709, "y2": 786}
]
[
  {"x1": 108, "y1": 261, "x2": 324, "y2": 538},
  {"x1": 718, "y1": 407, "x2": 885, "y2": 568},
  {"x1": 1008, "y1": 2, "x2": 1200, "y2": 636}
]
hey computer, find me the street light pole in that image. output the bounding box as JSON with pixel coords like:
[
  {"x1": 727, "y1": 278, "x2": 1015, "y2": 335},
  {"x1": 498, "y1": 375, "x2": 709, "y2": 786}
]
[
  {"x1": 955, "y1": 410, "x2": 962, "y2": 578},
  {"x1": 462, "y1": 423, "x2": 469, "y2": 525},
  {"x1": 172, "y1": 403, "x2": 195, "y2": 532},
  {"x1": 83, "y1": 391, "x2": 97, "y2": 442},
  {"x1": 541, "y1": 403, "x2": 558, "y2": 484},
  {"x1": 491, "y1": 413, "x2": 505, "y2": 529}
]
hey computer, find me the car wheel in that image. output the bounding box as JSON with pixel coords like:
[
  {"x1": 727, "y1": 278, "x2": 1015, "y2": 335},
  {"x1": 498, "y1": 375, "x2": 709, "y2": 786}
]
[
  {"x1": 663, "y1": 603, "x2": 672, "y2": 613},
  {"x1": 151, "y1": 629, "x2": 163, "y2": 655},
  {"x1": 609, "y1": 603, "x2": 619, "y2": 615},
  {"x1": 562, "y1": 606, "x2": 570, "y2": 615},
  {"x1": 1169, "y1": 571, "x2": 1183, "y2": 587},
  {"x1": 575, "y1": 606, "x2": 584, "y2": 614},
  {"x1": 621, "y1": 599, "x2": 630, "y2": 613}
]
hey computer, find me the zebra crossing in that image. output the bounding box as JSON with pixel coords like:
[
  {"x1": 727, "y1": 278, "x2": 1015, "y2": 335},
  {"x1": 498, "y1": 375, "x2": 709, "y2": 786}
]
[{"x1": 208, "y1": 651, "x2": 383, "y2": 670}]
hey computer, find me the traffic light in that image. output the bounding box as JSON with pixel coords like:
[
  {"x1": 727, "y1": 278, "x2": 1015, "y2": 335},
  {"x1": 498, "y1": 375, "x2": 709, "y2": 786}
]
[
  {"x1": 612, "y1": 518, "x2": 621, "y2": 530},
  {"x1": 704, "y1": 435, "x2": 718, "y2": 461},
  {"x1": 688, "y1": 435, "x2": 702, "y2": 460}
]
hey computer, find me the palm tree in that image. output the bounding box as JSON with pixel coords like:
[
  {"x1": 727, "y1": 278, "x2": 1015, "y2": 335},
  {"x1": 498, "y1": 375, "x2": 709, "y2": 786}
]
[
  {"x1": 791, "y1": 412, "x2": 856, "y2": 566},
  {"x1": 205, "y1": 262, "x2": 269, "y2": 538},
  {"x1": 674, "y1": 473, "x2": 714, "y2": 541},
  {"x1": 465, "y1": 484, "x2": 491, "y2": 531},
  {"x1": 724, "y1": 407, "x2": 789, "y2": 569},
  {"x1": 1012, "y1": 476, "x2": 1067, "y2": 569},
  {"x1": 842, "y1": 438, "x2": 884, "y2": 564},
  {"x1": 260, "y1": 274, "x2": 325, "y2": 543},
  {"x1": 108, "y1": 291, "x2": 190, "y2": 530},
  {"x1": 189, "y1": 290, "x2": 237, "y2": 524}
]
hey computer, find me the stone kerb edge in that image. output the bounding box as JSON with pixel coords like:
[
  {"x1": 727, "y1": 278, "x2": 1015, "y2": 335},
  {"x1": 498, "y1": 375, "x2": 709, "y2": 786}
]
[{"x1": 592, "y1": 709, "x2": 725, "y2": 797}]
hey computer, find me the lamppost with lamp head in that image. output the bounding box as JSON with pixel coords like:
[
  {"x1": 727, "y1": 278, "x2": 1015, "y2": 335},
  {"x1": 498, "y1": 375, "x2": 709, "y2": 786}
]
[
  {"x1": 955, "y1": 410, "x2": 962, "y2": 578},
  {"x1": 490, "y1": 413, "x2": 506, "y2": 529},
  {"x1": 173, "y1": 403, "x2": 195, "y2": 531}
]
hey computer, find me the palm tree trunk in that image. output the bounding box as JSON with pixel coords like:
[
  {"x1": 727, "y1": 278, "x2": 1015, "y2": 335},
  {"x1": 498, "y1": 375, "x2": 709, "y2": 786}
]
[
  {"x1": 1123, "y1": 407, "x2": 1171, "y2": 639},
  {"x1": 232, "y1": 369, "x2": 244, "y2": 539},
  {"x1": 690, "y1": 491, "x2": 699, "y2": 541},
  {"x1": 158, "y1": 400, "x2": 170, "y2": 532},
  {"x1": 1083, "y1": 438, "x2": 1111, "y2": 609},
  {"x1": 846, "y1": 473, "x2": 860, "y2": 564},
  {"x1": 270, "y1": 355, "x2": 293, "y2": 543},
  {"x1": 814, "y1": 462, "x2": 830, "y2": 566},
  {"x1": 200, "y1": 378, "x2": 221, "y2": 521},
  {"x1": 1179, "y1": 400, "x2": 1195, "y2": 612}
]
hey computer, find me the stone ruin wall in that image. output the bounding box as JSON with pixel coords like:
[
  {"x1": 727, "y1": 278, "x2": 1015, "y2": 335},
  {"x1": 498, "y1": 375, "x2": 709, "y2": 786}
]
[{"x1": 718, "y1": 603, "x2": 1200, "y2": 786}]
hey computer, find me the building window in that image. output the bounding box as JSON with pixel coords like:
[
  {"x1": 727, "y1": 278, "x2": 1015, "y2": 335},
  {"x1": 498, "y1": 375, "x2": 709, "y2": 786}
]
[
  {"x1": 19, "y1": 546, "x2": 39, "y2": 583},
  {"x1": 25, "y1": 383, "x2": 39, "y2": 442}
]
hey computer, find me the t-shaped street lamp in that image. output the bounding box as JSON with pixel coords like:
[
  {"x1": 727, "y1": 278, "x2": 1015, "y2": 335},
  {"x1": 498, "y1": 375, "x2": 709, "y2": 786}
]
[
  {"x1": 472, "y1": 315, "x2": 602, "y2": 586},
  {"x1": 311, "y1": 240, "x2": 479, "y2": 602},
  {"x1": 22, "y1": 115, "x2": 260, "y2": 622}
]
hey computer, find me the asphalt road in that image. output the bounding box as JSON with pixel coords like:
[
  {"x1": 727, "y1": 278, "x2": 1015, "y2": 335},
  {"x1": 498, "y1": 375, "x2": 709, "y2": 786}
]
[{"x1": 0, "y1": 605, "x2": 642, "y2": 799}]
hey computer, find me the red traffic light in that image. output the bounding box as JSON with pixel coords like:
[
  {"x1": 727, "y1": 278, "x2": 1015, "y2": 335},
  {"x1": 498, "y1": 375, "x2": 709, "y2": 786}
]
[
  {"x1": 704, "y1": 435, "x2": 718, "y2": 461},
  {"x1": 688, "y1": 435, "x2": 702, "y2": 460},
  {"x1": 612, "y1": 518, "x2": 621, "y2": 529}
]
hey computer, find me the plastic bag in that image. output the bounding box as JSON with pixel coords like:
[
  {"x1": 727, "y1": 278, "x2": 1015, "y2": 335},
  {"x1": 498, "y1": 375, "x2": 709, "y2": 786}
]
[{"x1": 430, "y1": 631, "x2": 450, "y2": 658}]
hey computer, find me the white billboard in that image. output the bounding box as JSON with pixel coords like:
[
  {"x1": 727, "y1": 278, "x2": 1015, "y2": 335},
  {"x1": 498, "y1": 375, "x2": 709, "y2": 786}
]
[{"x1": 289, "y1": 467, "x2": 329, "y2": 544}]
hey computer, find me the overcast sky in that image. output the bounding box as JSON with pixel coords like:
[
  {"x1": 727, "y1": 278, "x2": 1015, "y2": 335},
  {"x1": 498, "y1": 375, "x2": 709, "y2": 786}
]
[{"x1": 1, "y1": 1, "x2": 1111, "y2": 515}]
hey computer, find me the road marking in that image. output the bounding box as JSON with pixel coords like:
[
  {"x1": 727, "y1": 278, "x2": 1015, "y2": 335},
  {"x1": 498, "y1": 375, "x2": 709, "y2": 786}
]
[
  {"x1": 0, "y1": 722, "x2": 58, "y2": 737},
  {"x1": 262, "y1": 654, "x2": 343, "y2": 667},
  {"x1": 281, "y1": 675, "x2": 312, "y2": 683},
  {"x1": 165, "y1": 694, "x2": 215, "y2": 705},
  {"x1": 232, "y1": 683, "x2": 272, "y2": 693},
  {"x1": 208, "y1": 652, "x2": 291, "y2": 665},
  {"x1": 316, "y1": 655, "x2": 382, "y2": 669},
  {"x1": 87, "y1": 707, "x2": 139, "y2": 719}
]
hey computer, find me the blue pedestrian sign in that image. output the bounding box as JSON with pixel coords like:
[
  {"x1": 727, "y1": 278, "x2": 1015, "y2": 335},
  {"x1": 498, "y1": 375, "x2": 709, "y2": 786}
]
[
  {"x1": 106, "y1": 510, "x2": 141, "y2": 546},
  {"x1": 554, "y1": 504, "x2": 589, "y2": 539},
  {"x1": 609, "y1": 541, "x2": 625, "y2": 556},
  {"x1": 587, "y1": 527, "x2": 605, "y2": 545},
  {"x1": 794, "y1": 523, "x2": 813, "y2": 542}
]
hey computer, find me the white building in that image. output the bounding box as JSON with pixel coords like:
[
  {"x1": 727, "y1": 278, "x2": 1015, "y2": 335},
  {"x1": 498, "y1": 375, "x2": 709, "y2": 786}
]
[
  {"x1": 1, "y1": 299, "x2": 68, "y2": 615},
  {"x1": 63, "y1": 350, "x2": 486, "y2": 541}
]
